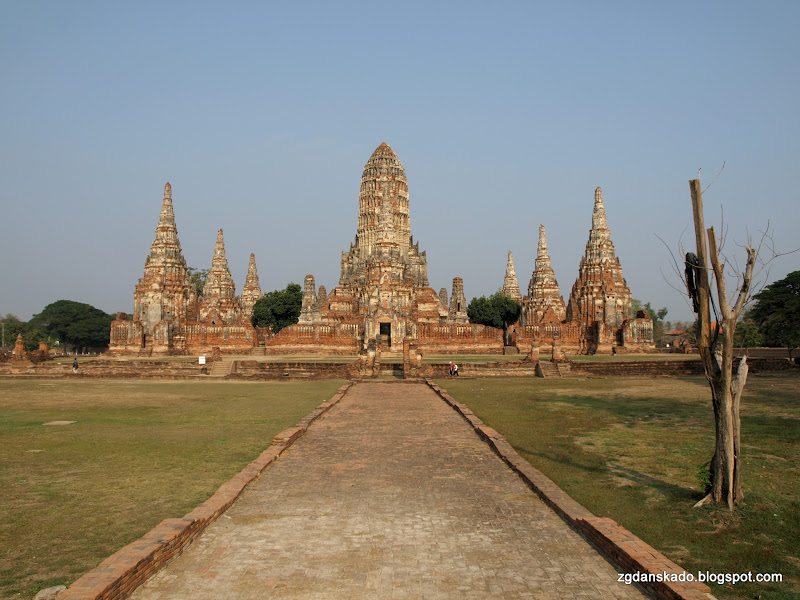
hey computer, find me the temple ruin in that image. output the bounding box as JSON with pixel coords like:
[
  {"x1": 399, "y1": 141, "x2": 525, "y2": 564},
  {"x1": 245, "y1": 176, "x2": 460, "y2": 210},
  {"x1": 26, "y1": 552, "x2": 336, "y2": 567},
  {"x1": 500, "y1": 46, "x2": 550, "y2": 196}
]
[
  {"x1": 108, "y1": 184, "x2": 263, "y2": 355},
  {"x1": 109, "y1": 143, "x2": 653, "y2": 356},
  {"x1": 515, "y1": 187, "x2": 654, "y2": 354}
]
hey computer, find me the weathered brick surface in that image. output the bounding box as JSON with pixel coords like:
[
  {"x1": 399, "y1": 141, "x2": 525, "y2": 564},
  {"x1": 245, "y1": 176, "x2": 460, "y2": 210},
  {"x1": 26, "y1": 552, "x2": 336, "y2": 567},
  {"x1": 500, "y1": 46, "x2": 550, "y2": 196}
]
[{"x1": 129, "y1": 382, "x2": 648, "y2": 600}]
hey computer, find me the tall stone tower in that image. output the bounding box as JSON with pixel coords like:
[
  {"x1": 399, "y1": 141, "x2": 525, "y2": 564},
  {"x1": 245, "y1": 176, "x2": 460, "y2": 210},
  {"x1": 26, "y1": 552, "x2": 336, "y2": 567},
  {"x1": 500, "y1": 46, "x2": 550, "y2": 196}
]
[
  {"x1": 299, "y1": 274, "x2": 320, "y2": 324},
  {"x1": 566, "y1": 187, "x2": 633, "y2": 330},
  {"x1": 523, "y1": 225, "x2": 566, "y2": 325},
  {"x1": 200, "y1": 229, "x2": 239, "y2": 324},
  {"x1": 339, "y1": 142, "x2": 428, "y2": 289},
  {"x1": 501, "y1": 251, "x2": 523, "y2": 302},
  {"x1": 449, "y1": 277, "x2": 469, "y2": 324},
  {"x1": 133, "y1": 182, "x2": 197, "y2": 335}
]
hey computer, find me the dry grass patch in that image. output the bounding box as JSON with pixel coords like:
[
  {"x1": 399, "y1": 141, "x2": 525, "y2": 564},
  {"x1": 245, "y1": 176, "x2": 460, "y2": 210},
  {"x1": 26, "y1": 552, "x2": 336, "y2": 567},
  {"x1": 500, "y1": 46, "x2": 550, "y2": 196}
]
[
  {"x1": 437, "y1": 372, "x2": 800, "y2": 600},
  {"x1": 0, "y1": 379, "x2": 344, "y2": 599}
]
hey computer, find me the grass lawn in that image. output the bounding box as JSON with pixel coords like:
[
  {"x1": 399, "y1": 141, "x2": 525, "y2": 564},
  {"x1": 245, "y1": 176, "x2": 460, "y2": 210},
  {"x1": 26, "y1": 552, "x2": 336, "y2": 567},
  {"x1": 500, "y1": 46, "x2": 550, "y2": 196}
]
[
  {"x1": 435, "y1": 372, "x2": 800, "y2": 600},
  {"x1": 0, "y1": 379, "x2": 344, "y2": 599}
]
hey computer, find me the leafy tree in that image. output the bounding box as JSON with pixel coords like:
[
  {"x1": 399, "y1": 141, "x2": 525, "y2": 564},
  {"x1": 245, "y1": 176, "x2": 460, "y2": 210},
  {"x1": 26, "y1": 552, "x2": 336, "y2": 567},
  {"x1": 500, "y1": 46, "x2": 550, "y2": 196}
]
[
  {"x1": 23, "y1": 327, "x2": 50, "y2": 351},
  {"x1": 467, "y1": 296, "x2": 500, "y2": 329},
  {"x1": 733, "y1": 311, "x2": 763, "y2": 348},
  {"x1": 750, "y1": 270, "x2": 800, "y2": 360},
  {"x1": 187, "y1": 267, "x2": 209, "y2": 297},
  {"x1": 1, "y1": 314, "x2": 27, "y2": 350},
  {"x1": 29, "y1": 300, "x2": 115, "y2": 350},
  {"x1": 467, "y1": 293, "x2": 521, "y2": 345},
  {"x1": 251, "y1": 283, "x2": 302, "y2": 334}
]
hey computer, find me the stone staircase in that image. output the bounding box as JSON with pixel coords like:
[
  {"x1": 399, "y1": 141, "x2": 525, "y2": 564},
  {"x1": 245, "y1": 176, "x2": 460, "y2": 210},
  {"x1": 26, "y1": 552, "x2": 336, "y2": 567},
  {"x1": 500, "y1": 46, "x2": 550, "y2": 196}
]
[
  {"x1": 379, "y1": 364, "x2": 405, "y2": 379},
  {"x1": 535, "y1": 361, "x2": 562, "y2": 378},
  {"x1": 209, "y1": 359, "x2": 233, "y2": 377}
]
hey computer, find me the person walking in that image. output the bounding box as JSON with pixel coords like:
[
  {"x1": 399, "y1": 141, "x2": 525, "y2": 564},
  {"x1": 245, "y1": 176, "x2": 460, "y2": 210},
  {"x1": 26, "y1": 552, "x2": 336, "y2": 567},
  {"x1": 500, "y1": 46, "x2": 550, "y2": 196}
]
[
  {"x1": 453, "y1": 363, "x2": 459, "y2": 377},
  {"x1": 72, "y1": 357, "x2": 78, "y2": 374}
]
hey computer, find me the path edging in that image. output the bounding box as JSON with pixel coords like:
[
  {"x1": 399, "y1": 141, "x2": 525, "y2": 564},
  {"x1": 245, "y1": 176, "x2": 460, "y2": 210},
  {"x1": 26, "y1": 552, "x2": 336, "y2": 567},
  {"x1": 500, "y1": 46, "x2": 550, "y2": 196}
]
[
  {"x1": 425, "y1": 379, "x2": 716, "y2": 600},
  {"x1": 51, "y1": 382, "x2": 354, "y2": 600}
]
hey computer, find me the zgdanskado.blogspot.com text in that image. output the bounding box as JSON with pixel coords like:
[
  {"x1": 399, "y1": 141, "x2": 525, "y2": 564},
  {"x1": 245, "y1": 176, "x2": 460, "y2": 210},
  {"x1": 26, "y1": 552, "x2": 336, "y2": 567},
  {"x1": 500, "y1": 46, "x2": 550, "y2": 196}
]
[{"x1": 619, "y1": 571, "x2": 783, "y2": 586}]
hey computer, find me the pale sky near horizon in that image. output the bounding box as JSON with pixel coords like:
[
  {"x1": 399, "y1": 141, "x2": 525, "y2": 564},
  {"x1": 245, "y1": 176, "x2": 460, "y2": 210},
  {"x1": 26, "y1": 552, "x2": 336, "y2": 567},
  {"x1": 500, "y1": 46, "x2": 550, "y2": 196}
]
[{"x1": 1, "y1": 1, "x2": 798, "y2": 325}]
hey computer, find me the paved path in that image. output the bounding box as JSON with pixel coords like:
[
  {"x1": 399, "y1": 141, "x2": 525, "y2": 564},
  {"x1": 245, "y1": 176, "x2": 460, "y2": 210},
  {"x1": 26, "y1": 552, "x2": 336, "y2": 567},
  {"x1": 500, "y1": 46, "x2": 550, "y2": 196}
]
[{"x1": 132, "y1": 382, "x2": 647, "y2": 599}]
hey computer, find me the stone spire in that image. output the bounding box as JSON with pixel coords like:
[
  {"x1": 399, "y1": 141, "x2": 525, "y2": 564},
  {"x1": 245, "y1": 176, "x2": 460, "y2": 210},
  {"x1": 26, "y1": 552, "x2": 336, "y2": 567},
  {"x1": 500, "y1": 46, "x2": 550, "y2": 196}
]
[
  {"x1": 448, "y1": 277, "x2": 468, "y2": 324},
  {"x1": 203, "y1": 229, "x2": 236, "y2": 301},
  {"x1": 339, "y1": 142, "x2": 428, "y2": 289},
  {"x1": 134, "y1": 183, "x2": 196, "y2": 334},
  {"x1": 356, "y1": 142, "x2": 411, "y2": 255},
  {"x1": 592, "y1": 186, "x2": 608, "y2": 230},
  {"x1": 538, "y1": 223, "x2": 548, "y2": 256},
  {"x1": 502, "y1": 251, "x2": 523, "y2": 302},
  {"x1": 240, "y1": 253, "x2": 262, "y2": 318},
  {"x1": 147, "y1": 183, "x2": 183, "y2": 261},
  {"x1": 524, "y1": 225, "x2": 566, "y2": 324},
  {"x1": 199, "y1": 229, "x2": 239, "y2": 324},
  {"x1": 566, "y1": 187, "x2": 633, "y2": 329},
  {"x1": 317, "y1": 285, "x2": 328, "y2": 308},
  {"x1": 299, "y1": 275, "x2": 320, "y2": 324},
  {"x1": 439, "y1": 287, "x2": 448, "y2": 309}
]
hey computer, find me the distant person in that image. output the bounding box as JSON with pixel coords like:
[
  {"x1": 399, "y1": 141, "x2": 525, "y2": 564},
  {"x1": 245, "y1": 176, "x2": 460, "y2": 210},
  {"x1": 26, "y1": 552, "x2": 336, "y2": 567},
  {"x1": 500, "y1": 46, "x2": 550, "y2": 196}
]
[
  {"x1": 453, "y1": 363, "x2": 459, "y2": 377},
  {"x1": 72, "y1": 358, "x2": 78, "y2": 374},
  {"x1": 449, "y1": 361, "x2": 454, "y2": 377}
]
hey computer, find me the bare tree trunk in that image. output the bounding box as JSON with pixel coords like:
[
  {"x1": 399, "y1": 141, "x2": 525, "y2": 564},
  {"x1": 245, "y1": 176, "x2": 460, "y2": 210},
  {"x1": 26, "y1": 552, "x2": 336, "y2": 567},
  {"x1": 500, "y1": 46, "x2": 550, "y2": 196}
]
[
  {"x1": 731, "y1": 356, "x2": 748, "y2": 501},
  {"x1": 689, "y1": 180, "x2": 755, "y2": 510}
]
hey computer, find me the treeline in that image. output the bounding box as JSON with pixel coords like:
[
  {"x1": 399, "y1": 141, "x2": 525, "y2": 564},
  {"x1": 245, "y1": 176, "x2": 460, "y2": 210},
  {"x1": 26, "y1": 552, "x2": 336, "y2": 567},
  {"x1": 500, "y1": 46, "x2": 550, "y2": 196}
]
[{"x1": 1, "y1": 300, "x2": 116, "y2": 353}]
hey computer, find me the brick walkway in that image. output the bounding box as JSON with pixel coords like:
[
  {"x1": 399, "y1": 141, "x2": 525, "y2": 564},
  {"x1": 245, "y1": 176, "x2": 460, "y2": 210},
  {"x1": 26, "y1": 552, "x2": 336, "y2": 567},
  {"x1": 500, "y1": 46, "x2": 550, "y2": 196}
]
[{"x1": 131, "y1": 382, "x2": 647, "y2": 599}]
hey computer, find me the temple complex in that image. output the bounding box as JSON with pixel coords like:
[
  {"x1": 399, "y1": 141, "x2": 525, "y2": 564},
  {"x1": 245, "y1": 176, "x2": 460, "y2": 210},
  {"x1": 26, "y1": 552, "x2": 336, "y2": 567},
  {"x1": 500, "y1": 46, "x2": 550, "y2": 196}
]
[
  {"x1": 108, "y1": 184, "x2": 262, "y2": 355},
  {"x1": 287, "y1": 142, "x2": 499, "y2": 354},
  {"x1": 109, "y1": 144, "x2": 652, "y2": 356},
  {"x1": 515, "y1": 187, "x2": 653, "y2": 353}
]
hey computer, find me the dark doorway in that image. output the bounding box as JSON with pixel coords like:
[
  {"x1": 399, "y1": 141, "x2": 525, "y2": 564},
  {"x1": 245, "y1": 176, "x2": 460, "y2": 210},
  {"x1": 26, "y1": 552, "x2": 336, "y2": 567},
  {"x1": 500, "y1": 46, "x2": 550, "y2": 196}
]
[{"x1": 379, "y1": 322, "x2": 391, "y2": 348}]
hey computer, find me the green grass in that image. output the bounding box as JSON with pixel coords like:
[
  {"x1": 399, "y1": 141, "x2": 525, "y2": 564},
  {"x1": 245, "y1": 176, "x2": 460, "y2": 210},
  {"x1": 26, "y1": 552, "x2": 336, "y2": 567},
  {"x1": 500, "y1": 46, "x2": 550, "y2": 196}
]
[
  {"x1": 0, "y1": 379, "x2": 344, "y2": 599},
  {"x1": 435, "y1": 372, "x2": 800, "y2": 600},
  {"x1": 567, "y1": 353, "x2": 699, "y2": 362}
]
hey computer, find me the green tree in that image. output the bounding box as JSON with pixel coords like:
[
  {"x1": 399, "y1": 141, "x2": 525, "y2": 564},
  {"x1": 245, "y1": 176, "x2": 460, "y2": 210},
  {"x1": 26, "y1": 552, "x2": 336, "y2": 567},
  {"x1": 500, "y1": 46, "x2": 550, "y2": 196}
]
[
  {"x1": 251, "y1": 283, "x2": 302, "y2": 334},
  {"x1": 732, "y1": 309, "x2": 763, "y2": 348},
  {"x1": 29, "y1": 300, "x2": 115, "y2": 350},
  {"x1": 750, "y1": 270, "x2": 800, "y2": 360},
  {"x1": 1, "y1": 314, "x2": 27, "y2": 350},
  {"x1": 187, "y1": 267, "x2": 209, "y2": 297},
  {"x1": 467, "y1": 293, "x2": 521, "y2": 345}
]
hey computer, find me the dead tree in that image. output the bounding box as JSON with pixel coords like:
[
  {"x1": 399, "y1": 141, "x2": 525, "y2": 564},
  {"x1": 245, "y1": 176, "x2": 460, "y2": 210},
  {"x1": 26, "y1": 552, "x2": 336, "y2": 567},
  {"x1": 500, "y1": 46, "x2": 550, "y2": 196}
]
[{"x1": 687, "y1": 179, "x2": 755, "y2": 510}]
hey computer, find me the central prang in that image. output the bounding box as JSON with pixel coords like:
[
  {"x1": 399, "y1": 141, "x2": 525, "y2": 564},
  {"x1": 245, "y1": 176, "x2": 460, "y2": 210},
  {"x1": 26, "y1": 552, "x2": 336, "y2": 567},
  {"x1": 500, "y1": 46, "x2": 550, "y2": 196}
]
[{"x1": 300, "y1": 142, "x2": 454, "y2": 350}]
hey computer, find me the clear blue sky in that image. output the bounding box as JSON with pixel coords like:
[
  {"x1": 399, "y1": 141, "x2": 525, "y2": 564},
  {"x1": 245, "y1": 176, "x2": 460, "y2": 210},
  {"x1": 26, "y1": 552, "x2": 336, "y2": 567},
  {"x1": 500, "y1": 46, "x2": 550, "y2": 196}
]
[{"x1": 1, "y1": 1, "x2": 798, "y2": 324}]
